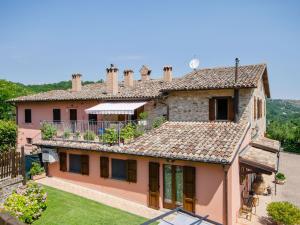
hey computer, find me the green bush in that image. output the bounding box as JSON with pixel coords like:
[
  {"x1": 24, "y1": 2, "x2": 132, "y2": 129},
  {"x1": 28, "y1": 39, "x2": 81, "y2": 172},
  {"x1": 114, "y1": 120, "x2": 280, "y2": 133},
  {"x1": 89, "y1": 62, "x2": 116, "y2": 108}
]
[
  {"x1": 152, "y1": 116, "x2": 166, "y2": 128},
  {"x1": 83, "y1": 131, "x2": 96, "y2": 141},
  {"x1": 0, "y1": 120, "x2": 17, "y2": 152},
  {"x1": 134, "y1": 125, "x2": 144, "y2": 137},
  {"x1": 4, "y1": 182, "x2": 47, "y2": 224},
  {"x1": 139, "y1": 112, "x2": 148, "y2": 120},
  {"x1": 120, "y1": 124, "x2": 135, "y2": 141},
  {"x1": 41, "y1": 123, "x2": 57, "y2": 140},
  {"x1": 276, "y1": 172, "x2": 286, "y2": 181},
  {"x1": 267, "y1": 201, "x2": 300, "y2": 225},
  {"x1": 103, "y1": 128, "x2": 118, "y2": 144},
  {"x1": 29, "y1": 162, "x2": 45, "y2": 177},
  {"x1": 63, "y1": 129, "x2": 71, "y2": 139}
]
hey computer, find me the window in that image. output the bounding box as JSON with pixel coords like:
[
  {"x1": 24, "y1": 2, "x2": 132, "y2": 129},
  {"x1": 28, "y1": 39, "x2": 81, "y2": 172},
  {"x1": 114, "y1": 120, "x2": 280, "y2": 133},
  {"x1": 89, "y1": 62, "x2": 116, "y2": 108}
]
[
  {"x1": 209, "y1": 97, "x2": 234, "y2": 121},
  {"x1": 111, "y1": 159, "x2": 137, "y2": 182},
  {"x1": 112, "y1": 159, "x2": 127, "y2": 180},
  {"x1": 69, "y1": 154, "x2": 89, "y2": 175},
  {"x1": 26, "y1": 138, "x2": 32, "y2": 144},
  {"x1": 88, "y1": 114, "x2": 97, "y2": 124},
  {"x1": 25, "y1": 109, "x2": 32, "y2": 123},
  {"x1": 53, "y1": 109, "x2": 61, "y2": 122},
  {"x1": 216, "y1": 98, "x2": 228, "y2": 120},
  {"x1": 69, "y1": 154, "x2": 82, "y2": 173}
]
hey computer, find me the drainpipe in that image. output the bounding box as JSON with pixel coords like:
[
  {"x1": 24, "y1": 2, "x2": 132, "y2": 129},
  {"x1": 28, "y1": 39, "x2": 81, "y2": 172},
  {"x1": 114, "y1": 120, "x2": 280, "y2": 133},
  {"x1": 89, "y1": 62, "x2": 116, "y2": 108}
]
[
  {"x1": 234, "y1": 58, "x2": 240, "y2": 122},
  {"x1": 223, "y1": 164, "x2": 229, "y2": 225}
]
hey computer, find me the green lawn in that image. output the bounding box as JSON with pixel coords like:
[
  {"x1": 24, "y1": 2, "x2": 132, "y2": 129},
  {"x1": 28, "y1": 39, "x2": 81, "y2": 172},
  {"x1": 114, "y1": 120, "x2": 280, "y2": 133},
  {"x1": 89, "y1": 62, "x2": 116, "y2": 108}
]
[{"x1": 33, "y1": 186, "x2": 147, "y2": 225}]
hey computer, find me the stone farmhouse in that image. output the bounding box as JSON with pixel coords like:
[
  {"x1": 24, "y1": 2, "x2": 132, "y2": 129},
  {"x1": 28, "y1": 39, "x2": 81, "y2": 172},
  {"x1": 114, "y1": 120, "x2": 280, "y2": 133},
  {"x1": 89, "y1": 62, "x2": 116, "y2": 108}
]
[{"x1": 9, "y1": 60, "x2": 280, "y2": 225}]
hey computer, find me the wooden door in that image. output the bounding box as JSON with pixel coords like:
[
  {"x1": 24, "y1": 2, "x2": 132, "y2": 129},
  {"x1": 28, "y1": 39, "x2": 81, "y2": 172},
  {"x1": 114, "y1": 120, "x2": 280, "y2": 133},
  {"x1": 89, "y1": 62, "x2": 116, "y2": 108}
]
[
  {"x1": 149, "y1": 162, "x2": 160, "y2": 209},
  {"x1": 183, "y1": 166, "x2": 195, "y2": 213},
  {"x1": 70, "y1": 109, "x2": 77, "y2": 121}
]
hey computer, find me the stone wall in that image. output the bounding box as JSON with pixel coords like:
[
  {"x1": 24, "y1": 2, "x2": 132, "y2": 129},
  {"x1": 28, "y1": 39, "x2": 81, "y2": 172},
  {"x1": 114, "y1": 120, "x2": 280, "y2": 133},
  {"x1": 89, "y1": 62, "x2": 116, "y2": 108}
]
[
  {"x1": 0, "y1": 212, "x2": 25, "y2": 225},
  {"x1": 0, "y1": 176, "x2": 23, "y2": 204}
]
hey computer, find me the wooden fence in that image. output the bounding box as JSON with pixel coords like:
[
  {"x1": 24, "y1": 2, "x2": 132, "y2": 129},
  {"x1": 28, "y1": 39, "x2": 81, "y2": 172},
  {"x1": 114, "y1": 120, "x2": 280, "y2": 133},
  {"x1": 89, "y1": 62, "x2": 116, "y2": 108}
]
[{"x1": 0, "y1": 147, "x2": 25, "y2": 182}]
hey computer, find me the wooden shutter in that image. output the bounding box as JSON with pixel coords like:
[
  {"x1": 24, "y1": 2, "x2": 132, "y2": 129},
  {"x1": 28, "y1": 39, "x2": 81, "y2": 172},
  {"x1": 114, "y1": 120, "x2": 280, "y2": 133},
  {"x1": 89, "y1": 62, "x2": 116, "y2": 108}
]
[
  {"x1": 81, "y1": 155, "x2": 89, "y2": 175},
  {"x1": 183, "y1": 166, "x2": 195, "y2": 213},
  {"x1": 149, "y1": 162, "x2": 160, "y2": 209},
  {"x1": 228, "y1": 97, "x2": 235, "y2": 121},
  {"x1": 209, "y1": 98, "x2": 215, "y2": 121},
  {"x1": 100, "y1": 156, "x2": 109, "y2": 178},
  {"x1": 127, "y1": 160, "x2": 137, "y2": 183},
  {"x1": 254, "y1": 97, "x2": 257, "y2": 120},
  {"x1": 59, "y1": 152, "x2": 67, "y2": 172}
]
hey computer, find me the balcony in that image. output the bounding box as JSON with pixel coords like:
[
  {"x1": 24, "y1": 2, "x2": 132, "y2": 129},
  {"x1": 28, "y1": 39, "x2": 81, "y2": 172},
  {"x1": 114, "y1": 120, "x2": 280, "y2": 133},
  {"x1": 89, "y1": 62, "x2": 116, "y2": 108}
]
[{"x1": 40, "y1": 117, "x2": 166, "y2": 146}]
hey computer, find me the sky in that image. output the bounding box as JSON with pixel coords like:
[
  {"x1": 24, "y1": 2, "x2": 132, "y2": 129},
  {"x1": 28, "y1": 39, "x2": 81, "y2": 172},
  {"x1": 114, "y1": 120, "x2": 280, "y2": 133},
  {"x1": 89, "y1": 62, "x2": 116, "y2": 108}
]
[{"x1": 0, "y1": 1, "x2": 299, "y2": 99}]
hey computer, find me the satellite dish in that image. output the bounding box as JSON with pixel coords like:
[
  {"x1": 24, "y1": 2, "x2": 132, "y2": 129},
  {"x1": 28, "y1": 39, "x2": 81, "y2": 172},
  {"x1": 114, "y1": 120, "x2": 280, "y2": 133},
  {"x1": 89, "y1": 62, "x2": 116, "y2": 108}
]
[{"x1": 189, "y1": 58, "x2": 200, "y2": 70}]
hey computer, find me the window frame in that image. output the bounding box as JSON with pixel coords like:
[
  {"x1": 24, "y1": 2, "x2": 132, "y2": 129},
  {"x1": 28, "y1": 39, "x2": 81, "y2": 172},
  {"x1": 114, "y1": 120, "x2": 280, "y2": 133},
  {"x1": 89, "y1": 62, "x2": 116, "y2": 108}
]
[{"x1": 24, "y1": 109, "x2": 32, "y2": 123}]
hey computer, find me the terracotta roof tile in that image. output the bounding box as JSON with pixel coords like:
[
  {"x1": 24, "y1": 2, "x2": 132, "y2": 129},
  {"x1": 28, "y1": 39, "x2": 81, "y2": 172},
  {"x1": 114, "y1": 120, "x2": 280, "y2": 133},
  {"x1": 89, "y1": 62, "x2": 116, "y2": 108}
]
[
  {"x1": 10, "y1": 63, "x2": 267, "y2": 102},
  {"x1": 34, "y1": 121, "x2": 249, "y2": 164}
]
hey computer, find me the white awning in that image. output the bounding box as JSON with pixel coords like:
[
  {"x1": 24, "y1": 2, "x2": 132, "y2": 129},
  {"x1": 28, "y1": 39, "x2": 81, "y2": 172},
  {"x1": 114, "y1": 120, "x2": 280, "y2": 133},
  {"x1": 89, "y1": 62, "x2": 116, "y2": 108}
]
[{"x1": 85, "y1": 102, "x2": 147, "y2": 115}]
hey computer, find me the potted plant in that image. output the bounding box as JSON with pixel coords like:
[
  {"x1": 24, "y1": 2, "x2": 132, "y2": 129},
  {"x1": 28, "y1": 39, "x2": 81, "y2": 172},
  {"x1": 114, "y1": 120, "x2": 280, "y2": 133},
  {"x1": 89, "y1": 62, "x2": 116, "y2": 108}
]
[
  {"x1": 41, "y1": 123, "x2": 57, "y2": 140},
  {"x1": 83, "y1": 130, "x2": 96, "y2": 141},
  {"x1": 138, "y1": 112, "x2": 148, "y2": 126},
  {"x1": 103, "y1": 128, "x2": 118, "y2": 145},
  {"x1": 74, "y1": 131, "x2": 81, "y2": 140},
  {"x1": 275, "y1": 172, "x2": 286, "y2": 184},
  {"x1": 30, "y1": 162, "x2": 46, "y2": 180},
  {"x1": 120, "y1": 123, "x2": 135, "y2": 144},
  {"x1": 63, "y1": 129, "x2": 71, "y2": 140},
  {"x1": 152, "y1": 116, "x2": 166, "y2": 128}
]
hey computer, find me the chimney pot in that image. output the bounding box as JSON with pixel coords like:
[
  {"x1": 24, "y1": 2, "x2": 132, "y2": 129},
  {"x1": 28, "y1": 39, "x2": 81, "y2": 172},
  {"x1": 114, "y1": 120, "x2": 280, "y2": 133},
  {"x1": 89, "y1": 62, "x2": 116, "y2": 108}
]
[
  {"x1": 139, "y1": 65, "x2": 151, "y2": 81},
  {"x1": 71, "y1": 73, "x2": 82, "y2": 92},
  {"x1": 124, "y1": 70, "x2": 134, "y2": 87},
  {"x1": 106, "y1": 64, "x2": 119, "y2": 95},
  {"x1": 163, "y1": 65, "x2": 172, "y2": 82}
]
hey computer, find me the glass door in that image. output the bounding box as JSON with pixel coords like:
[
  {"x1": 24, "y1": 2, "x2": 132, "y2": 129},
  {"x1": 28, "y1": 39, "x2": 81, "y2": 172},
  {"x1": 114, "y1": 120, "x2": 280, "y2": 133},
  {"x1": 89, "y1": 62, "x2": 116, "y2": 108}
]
[{"x1": 163, "y1": 164, "x2": 183, "y2": 209}]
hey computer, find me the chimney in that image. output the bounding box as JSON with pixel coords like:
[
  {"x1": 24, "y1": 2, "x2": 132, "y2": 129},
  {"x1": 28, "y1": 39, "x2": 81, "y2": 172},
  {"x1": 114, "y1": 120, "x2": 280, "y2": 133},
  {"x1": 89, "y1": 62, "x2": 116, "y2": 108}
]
[
  {"x1": 163, "y1": 65, "x2": 172, "y2": 82},
  {"x1": 234, "y1": 58, "x2": 240, "y2": 122},
  {"x1": 106, "y1": 64, "x2": 119, "y2": 95},
  {"x1": 124, "y1": 70, "x2": 134, "y2": 87},
  {"x1": 71, "y1": 73, "x2": 82, "y2": 92},
  {"x1": 139, "y1": 65, "x2": 151, "y2": 81}
]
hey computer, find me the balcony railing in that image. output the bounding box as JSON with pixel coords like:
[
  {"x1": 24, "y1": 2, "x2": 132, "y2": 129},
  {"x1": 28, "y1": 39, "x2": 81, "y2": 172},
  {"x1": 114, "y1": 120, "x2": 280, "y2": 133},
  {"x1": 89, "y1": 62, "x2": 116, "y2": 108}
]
[{"x1": 40, "y1": 119, "x2": 157, "y2": 146}]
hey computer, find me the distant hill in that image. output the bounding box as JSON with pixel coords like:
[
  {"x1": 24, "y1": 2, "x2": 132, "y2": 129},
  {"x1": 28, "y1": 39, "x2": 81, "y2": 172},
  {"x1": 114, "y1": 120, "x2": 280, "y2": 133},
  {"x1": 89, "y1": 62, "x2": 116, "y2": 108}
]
[
  {"x1": 0, "y1": 79, "x2": 103, "y2": 120},
  {"x1": 267, "y1": 99, "x2": 300, "y2": 153}
]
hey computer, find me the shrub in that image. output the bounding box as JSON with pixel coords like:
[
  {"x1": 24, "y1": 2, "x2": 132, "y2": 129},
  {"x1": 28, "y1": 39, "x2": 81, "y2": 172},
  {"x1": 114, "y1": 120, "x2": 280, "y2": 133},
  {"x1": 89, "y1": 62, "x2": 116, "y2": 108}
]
[
  {"x1": 103, "y1": 128, "x2": 118, "y2": 144},
  {"x1": 134, "y1": 125, "x2": 144, "y2": 137},
  {"x1": 152, "y1": 116, "x2": 166, "y2": 128},
  {"x1": 63, "y1": 129, "x2": 71, "y2": 139},
  {"x1": 267, "y1": 201, "x2": 300, "y2": 225},
  {"x1": 83, "y1": 130, "x2": 96, "y2": 141},
  {"x1": 120, "y1": 123, "x2": 135, "y2": 141},
  {"x1": 0, "y1": 120, "x2": 17, "y2": 152},
  {"x1": 276, "y1": 172, "x2": 286, "y2": 181},
  {"x1": 139, "y1": 112, "x2": 148, "y2": 120},
  {"x1": 41, "y1": 123, "x2": 57, "y2": 140},
  {"x1": 29, "y1": 162, "x2": 45, "y2": 177},
  {"x1": 4, "y1": 181, "x2": 47, "y2": 224}
]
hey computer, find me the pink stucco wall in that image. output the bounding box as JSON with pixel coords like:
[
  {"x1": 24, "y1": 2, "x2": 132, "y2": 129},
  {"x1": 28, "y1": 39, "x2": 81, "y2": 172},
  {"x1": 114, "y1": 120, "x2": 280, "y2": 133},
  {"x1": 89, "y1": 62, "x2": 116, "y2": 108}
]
[
  {"x1": 227, "y1": 125, "x2": 251, "y2": 225},
  {"x1": 48, "y1": 149, "x2": 225, "y2": 224}
]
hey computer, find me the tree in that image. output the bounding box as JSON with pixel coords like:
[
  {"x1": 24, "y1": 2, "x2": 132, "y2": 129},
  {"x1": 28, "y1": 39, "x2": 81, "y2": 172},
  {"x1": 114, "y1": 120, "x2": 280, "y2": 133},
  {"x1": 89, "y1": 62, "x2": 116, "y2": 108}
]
[{"x1": 0, "y1": 120, "x2": 17, "y2": 152}]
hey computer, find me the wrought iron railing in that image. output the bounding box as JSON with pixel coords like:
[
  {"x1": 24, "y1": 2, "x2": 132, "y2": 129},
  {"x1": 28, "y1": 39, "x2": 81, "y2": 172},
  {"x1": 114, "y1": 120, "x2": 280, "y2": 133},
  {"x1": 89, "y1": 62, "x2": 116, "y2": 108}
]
[{"x1": 40, "y1": 119, "x2": 153, "y2": 145}]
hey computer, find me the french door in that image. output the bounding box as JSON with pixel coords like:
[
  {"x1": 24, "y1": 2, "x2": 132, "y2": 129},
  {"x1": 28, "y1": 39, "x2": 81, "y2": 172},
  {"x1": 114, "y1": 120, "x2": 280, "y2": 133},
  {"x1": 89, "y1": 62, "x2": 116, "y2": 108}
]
[{"x1": 163, "y1": 164, "x2": 195, "y2": 212}]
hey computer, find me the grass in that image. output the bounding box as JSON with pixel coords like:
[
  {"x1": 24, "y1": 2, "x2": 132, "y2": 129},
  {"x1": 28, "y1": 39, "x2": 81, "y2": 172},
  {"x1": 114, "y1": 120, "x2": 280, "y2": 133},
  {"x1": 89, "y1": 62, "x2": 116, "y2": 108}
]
[{"x1": 33, "y1": 186, "x2": 148, "y2": 225}]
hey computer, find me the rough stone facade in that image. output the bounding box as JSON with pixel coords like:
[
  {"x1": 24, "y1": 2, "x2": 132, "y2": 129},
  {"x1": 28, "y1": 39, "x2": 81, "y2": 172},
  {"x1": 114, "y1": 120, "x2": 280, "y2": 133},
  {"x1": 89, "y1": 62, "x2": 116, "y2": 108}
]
[{"x1": 0, "y1": 176, "x2": 23, "y2": 204}]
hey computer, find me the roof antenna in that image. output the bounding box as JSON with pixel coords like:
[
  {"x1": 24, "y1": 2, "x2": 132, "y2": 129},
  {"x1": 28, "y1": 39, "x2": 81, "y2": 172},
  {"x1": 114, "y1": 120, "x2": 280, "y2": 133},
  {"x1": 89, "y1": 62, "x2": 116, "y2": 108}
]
[{"x1": 235, "y1": 58, "x2": 239, "y2": 83}]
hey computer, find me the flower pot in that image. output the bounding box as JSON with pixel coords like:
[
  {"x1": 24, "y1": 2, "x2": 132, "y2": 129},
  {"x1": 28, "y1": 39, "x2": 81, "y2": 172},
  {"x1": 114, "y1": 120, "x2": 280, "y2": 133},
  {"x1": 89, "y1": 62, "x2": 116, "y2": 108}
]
[
  {"x1": 275, "y1": 179, "x2": 286, "y2": 185},
  {"x1": 138, "y1": 120, "x2": 147, "y2": 126},
  {"x1": 32, "y1": 172, "x2": 46, "y2": 181}
]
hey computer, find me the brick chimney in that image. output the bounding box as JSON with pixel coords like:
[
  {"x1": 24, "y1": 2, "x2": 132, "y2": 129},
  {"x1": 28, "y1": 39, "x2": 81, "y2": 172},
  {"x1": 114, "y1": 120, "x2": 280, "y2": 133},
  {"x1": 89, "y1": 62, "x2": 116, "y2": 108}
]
[
  {"x1": 139, "y1": 65, "x2": 151, "y2": 81},
  {"x1": 71, "y1": 73, "x2": 82, "y2": 92},
  {"x1": 124, "y1": 69, "x2": 134, "y2": 87},
  {"x1": 163, "y1": 66, "x2": 172, "y2": 82},
  {"x1": 106, "y1": 64, "x2": 119, "y2": 95}
]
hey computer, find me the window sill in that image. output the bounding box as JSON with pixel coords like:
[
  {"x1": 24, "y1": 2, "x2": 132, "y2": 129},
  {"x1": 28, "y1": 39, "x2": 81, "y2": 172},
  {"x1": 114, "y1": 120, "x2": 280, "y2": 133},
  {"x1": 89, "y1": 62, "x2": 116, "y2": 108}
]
[{"x1": 111, "y1": 177, "x2": 127, "y2": 182}]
